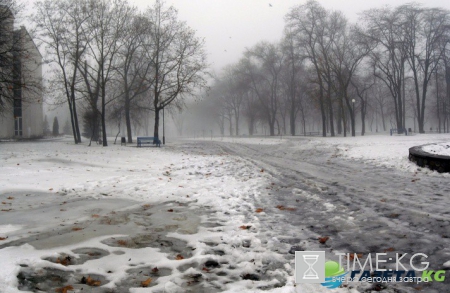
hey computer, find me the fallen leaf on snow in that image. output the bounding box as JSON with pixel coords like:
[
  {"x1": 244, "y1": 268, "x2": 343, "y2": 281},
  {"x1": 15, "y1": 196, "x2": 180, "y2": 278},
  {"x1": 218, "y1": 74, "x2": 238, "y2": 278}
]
[
  {"x1": 276, "y1": 205, "x2": 297, "y2": 211},
  {"x1": 175, "y1": 254, "x2": 184, "y2": 260},
  {"x1": 84, "y1": 276, "x2": 101, "y2": 286},
  {"x1": 255, "y1": 208, "x2": 264, "y2": 213},
  {"x1": 56, "y1": 256, "x2": 71, "y2": 266},
  {"x1": 319, "y1": 236, "x2": 329, "y2": 244},
  {"x1": 239, "y1": 225, "x2": 252, "y2": 230},
  {"x1": 141, "y1": 277, "x2": 152, "y2": 287},
  {"x1": 55, "y1": 285, "x2": 74, "y2": 293},
  {"x1": 117, "y1": 240, "x2": 128, "y2": 246}
]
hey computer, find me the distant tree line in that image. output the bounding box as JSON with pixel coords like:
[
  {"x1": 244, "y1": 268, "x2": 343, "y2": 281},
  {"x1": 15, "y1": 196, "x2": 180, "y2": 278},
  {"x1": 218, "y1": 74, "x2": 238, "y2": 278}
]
[
  {"x1": 33, "y1": 0, "x2": 208, "y2": 145},
  {"x1": 210, "y1": 1, "x2": 450, "y2": 136}
]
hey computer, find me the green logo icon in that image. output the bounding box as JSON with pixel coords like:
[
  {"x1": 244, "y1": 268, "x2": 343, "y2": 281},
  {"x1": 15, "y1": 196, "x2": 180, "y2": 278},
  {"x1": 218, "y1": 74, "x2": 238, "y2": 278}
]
[{"x1": 322, "y1": 261, "x2": 347, "y2": 289}]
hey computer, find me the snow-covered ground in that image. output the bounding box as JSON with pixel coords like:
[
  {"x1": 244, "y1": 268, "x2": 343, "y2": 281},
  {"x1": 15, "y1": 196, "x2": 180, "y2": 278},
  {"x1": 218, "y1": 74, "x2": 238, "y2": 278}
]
[
  {"x1": 0, "y1": 133, "x2": 449, "y2": 293},
  {"x1": 422, "y1": 141, "x2": 450, "y2": 156},
  {"x1": 209, "y1": 133, "x2": 450, "y2": 174}
]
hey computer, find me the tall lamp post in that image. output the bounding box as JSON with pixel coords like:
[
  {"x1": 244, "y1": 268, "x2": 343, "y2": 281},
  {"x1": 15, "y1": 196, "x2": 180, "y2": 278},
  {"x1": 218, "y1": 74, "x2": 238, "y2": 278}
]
[
  {"x1": 162, "y1": 106, "x2": 165, "y2": 145},
  {"x1": 352, "y1": 99, "x2": 355, "y2": 137}
]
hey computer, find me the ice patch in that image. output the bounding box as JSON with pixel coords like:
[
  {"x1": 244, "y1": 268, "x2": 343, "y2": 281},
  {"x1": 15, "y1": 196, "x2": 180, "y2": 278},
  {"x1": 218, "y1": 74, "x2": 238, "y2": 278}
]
[{"x1": 0, "y1": 225, "x2": 22, "y2": 234}]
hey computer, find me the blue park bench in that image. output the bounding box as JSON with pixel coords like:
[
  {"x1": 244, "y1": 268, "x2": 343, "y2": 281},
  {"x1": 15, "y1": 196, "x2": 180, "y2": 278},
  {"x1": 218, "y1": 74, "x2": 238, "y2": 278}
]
[
  {"x1": 137, "y1": 136, "x2": 161, "y2": 147},
  {"x1": 390, "y1": 128, "x2": 408, "y2": 136}
]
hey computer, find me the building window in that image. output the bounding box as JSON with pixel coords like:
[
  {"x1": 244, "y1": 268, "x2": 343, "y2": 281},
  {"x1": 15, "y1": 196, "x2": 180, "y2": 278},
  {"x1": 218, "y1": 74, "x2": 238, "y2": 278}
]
[{"x1": 14, "y1": 116, "x2": 22, "y2": 136}]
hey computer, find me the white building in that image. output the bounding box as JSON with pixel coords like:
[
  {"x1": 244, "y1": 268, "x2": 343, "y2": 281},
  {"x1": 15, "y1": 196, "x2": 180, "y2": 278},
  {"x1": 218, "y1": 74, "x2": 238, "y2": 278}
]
[{"x1": 0, "y1": 7, "x2": 43, "y2": 139}]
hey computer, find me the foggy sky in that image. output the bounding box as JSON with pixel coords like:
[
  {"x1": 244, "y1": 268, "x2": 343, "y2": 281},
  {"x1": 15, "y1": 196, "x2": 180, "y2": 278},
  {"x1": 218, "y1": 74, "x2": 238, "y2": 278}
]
[{"x1": 130, "y1": 0, "x2": 450, "y2": 73}]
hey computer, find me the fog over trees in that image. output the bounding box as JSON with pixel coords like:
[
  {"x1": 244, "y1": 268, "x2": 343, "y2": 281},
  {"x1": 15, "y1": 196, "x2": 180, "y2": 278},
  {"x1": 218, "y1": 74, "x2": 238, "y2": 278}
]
[
  {"x1": 209, "y1": 0, "x2": 450, "y2": 137},
  {"x1": 33, "y1": 0, "x2": 208, "y2": 145},
  {"x1": 31, "y1": 0, "x2": 450, "y2": 142}
]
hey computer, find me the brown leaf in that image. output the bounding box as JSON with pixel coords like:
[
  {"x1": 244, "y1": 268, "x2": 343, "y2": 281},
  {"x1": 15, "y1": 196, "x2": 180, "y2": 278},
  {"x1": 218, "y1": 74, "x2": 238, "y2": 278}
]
[
  {"x1": 202, "y1": 267, "x2": 210, "y2": 272},
  {"x1": 117, "y1": 240, "x2": 128, "y2": 247},
  {"x1": 239, "y1": 225, "x2": 251, "y2": 230},
  {"x1": 167, "y1": 209, "x2": 174, "y2": 212},
  {"x1": 72, "y1": 227, "x2": 83, "y2": 231},
  {"x1": 319, "y1": 236, "x2": 329, "y2": 244},
  {"x1": 0, "y1": 237, "x2": 8, "y2": 241},
  {"x1": 86, "y1": 276, "x2": 101, "y2": 286},
  {"x1": 175, "y1": 254, "x2": 184, "y2": 260},
  {"x1": 276, "y1": 205, "x2": 296, "y2": 211},
  {"x1": 49, "y1": 188, "x2": 53, "y2": 191},
  {"x1": 91, "y1": 214, "x2": 100, "y2": 218},
  {"x1": 151, "y1": 267, "x2": 159, "y2": 273},
  {"x1": 56, "y1": 256, "x2": 71, "y2": 266},
  {"x1": 7, "y1": 197, "x2": 14, "y2": 200},
  {"x1": 260, "y1": 169, "x2": 264, "y2": 172},
  {"x1": 255, "y1": 208, "x2": 264, "y2": 213},
  {"x1": 55, "y1": 285, "x2": 74, "y2": 293},
  {"x1": 141, "y1": 277, "x2": 152, "y2": 287}
]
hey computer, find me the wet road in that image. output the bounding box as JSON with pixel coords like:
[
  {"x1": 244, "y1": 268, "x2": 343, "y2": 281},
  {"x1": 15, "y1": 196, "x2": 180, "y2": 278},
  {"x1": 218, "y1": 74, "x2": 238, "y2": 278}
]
[{"x1": 199, "y1": 138, "x2": 450, "y2": 293}]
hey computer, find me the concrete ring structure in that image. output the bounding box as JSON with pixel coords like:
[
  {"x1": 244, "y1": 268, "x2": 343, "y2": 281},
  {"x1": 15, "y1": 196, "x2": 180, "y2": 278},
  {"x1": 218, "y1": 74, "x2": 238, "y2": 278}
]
[{"x1": 409, "y1": 144, "x2": 450, "y2": 173}]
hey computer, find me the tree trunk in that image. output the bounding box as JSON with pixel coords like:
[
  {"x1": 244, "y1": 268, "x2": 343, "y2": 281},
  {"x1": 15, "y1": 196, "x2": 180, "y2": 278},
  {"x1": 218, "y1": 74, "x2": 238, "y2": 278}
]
[
  {"x1": 101, "y1": 92, "x2": 107, "y2": 146},
  {"x1": 248, "y1": 116, "x2": 254, "y2": 135},
  {"x1": 235, "y1": 112, "x2": 239, "y2": 136},
  {"x1": 327, "y1": 84, "x2": 335, "y2": 136},
  {"x1": 72, "y1": 94, "x2": 82, "y2": 143},
  {"x1": 153, "y1": 108, "x2": 160, "y2": 138},
  {"x1": 68, "y1": 99, "x2": 77, "y2": 144},
  {"x1": 125, "y1": 97, "x2": 133, "y2": 143},
  {"x1": 268, "y1": 115, "x2": 275, "y2": 136},
  {"x1": 361, "y1": 100, "x2": 366, "y2": 136},
  {"x1": 290, "y1": 102, "x2": 296, "y2": 136}
]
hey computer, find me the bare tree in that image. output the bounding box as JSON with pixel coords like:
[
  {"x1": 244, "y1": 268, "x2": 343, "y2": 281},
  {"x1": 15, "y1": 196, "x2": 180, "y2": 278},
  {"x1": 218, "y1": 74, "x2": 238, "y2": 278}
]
[
  {"x1": 351, "y1": 74, "x2": 375, "y2": 136},
  {"x1": 285, "y1": 0, "x2": 329, "y2": 137},
  {"x1": 80, "y1": 0, "x2": 132, "y2": 146},
  {"x1": 281, "y1": 28, "x2": 307, "y2": 136},
  {"x1": 243, "y1": 42, "x2": 285, "y2": 136},
  {"x1": 143, "y1": 0, "x2": 208, "y2": 141},
  {"x1": 329, "y1": 21, "x2": 372, "y2": 137},
  {"x1": 400, "y1": 4, "x2": 450, "y2": 133},
  {"x1": 34, "y1": 0, "x2": 88, "y2": 144},
  {"x1": 116, "y1": 12, "x2": 152, "y2": 143},
  {"x1": 361, "y1": 6, "x2": 408, "y2": 133}
]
